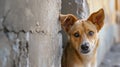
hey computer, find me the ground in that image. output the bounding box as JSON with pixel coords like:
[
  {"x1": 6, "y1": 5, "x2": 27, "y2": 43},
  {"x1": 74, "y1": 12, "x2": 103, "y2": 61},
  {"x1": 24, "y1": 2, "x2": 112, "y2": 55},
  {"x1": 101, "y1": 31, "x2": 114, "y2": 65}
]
[{"x1": 99, "y1": 43, "x2": 120, "y2": 67}]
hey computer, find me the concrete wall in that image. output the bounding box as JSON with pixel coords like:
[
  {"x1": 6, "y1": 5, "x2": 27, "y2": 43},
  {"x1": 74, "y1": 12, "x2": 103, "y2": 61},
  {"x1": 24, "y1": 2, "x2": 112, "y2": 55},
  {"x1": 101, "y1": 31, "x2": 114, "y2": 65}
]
[{"x1": 0, "y1": 0, "x2": 62, "y2": 67}]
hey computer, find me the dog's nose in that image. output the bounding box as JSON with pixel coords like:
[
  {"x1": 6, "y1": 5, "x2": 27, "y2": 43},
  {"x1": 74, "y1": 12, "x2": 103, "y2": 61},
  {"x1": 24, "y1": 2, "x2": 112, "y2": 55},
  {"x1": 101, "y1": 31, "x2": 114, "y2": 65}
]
[{"x1": 81, "y1": 43, "x2": 89, "y2": 51}]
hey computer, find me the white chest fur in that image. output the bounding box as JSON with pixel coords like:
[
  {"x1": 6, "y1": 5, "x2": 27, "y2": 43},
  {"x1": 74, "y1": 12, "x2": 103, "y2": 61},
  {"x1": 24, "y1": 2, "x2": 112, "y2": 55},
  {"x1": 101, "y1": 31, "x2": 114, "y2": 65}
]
[
  {"x1": 74, "y1": 63, "x2": 93, "y2": 67},
  {"x1": 84, "y1": 63, "x2": 91, "y2": 67},
  {"x1": 74, "y1": 62, "x2": 97, "y2": 67}
]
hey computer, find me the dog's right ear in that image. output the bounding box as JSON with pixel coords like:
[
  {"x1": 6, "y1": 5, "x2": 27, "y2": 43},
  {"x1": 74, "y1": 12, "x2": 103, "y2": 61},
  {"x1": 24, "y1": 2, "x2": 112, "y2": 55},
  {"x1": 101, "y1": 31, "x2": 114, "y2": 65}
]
[
  {"x1": 87, "y1": 9, "x2": 104, "y2": 32},
  {"x1": 59, "y1": 14, "x2": 78, "y2": 33}
]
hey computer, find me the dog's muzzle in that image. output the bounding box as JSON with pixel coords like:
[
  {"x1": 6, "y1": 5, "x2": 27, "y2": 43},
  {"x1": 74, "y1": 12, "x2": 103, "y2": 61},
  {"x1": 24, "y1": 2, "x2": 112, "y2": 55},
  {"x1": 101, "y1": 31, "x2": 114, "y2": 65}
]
[{"x1": 81, "y1": 42, "x2": 90, "y2": 54}]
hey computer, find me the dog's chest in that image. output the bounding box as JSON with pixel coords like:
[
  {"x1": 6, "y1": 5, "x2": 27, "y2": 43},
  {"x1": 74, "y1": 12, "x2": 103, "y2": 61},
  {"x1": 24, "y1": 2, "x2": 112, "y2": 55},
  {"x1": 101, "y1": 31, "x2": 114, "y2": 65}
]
[
  {"x1": 84, "y1": 63, "x2": 91, "y2": 67},
  {"x1": 73, "y1": 63, "x2": 92, "y2": 67}
]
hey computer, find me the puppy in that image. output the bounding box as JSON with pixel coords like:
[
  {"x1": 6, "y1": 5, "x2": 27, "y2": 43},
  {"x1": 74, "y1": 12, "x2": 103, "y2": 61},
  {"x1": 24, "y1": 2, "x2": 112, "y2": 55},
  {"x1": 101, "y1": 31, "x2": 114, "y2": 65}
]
[{"x1": 60, "y1": 9, "x2": 104, "y2": 67}]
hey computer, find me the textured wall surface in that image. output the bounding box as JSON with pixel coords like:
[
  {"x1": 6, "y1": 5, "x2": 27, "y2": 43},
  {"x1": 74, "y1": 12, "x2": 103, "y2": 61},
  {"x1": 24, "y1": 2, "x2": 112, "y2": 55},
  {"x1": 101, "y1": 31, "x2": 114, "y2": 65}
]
[
  {"x1": 61, "y1": 0, "x2": 89, "y2": 19},
  {"x1": 0, "y1": 0, "x2": 62, "y2": 67}
]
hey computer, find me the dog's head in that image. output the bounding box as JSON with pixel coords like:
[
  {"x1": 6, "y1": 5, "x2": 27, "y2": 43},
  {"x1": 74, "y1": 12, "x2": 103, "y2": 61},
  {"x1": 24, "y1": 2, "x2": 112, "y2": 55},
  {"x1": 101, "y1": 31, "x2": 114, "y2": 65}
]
[{"x1": 60, "y1": 9, "x2": 104, "y2": 55}]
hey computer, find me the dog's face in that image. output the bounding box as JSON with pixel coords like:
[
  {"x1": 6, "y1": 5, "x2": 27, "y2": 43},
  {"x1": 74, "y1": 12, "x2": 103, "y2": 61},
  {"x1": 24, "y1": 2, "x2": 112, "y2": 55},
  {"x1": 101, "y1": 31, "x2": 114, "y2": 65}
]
[{"x1": 60, "y1": 9, "x2": 104, "y2": 55}]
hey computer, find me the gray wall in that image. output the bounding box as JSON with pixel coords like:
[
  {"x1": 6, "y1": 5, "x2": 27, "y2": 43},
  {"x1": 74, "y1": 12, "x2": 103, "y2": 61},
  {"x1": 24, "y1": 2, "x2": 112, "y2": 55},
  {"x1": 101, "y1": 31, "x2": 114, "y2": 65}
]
[{"x1": 0, "y1": 0, "x2": 62, "y2": 67}]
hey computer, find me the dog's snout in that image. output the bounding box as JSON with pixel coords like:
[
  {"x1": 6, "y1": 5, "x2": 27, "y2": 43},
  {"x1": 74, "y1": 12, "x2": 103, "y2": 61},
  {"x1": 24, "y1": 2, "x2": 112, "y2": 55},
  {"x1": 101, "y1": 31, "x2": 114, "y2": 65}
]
[{"x1": 81, "y1": 43, "x2": 89, "y2": 51}]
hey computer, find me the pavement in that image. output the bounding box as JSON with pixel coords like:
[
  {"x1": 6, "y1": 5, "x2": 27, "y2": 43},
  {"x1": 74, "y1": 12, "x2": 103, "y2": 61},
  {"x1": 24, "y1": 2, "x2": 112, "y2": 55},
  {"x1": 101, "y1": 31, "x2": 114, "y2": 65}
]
[{"x1": 99, "y1": 43, "x2": 120, "y2": 67}]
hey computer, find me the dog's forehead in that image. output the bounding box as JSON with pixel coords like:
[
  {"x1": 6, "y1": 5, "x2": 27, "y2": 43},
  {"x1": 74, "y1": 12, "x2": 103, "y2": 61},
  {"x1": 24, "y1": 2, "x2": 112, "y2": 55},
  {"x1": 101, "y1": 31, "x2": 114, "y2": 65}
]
[{"x1": 70, "y1": 20, "x2": 97, "y2": 32}]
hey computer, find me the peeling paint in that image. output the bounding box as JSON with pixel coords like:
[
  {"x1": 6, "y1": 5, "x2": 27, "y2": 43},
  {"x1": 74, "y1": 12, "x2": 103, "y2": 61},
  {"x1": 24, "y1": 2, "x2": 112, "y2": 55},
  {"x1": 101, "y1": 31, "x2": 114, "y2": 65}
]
[
  {"x1": 26, "y1": 57, "x2": 30, "y2": 67},
  {"x1": 26, "y1": 32, "x2": 30, "y2": 42}
]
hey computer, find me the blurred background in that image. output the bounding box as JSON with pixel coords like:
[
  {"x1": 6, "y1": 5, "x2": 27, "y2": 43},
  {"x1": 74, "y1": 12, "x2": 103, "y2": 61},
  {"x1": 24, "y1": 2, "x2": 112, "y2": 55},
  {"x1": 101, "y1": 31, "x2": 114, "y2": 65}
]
[
  {"x1": 87, "y1": 0, "x2": 120, "y2": 67},
  {"x1": 0, "y1": 0, "x2": 120, "y2": 67}
]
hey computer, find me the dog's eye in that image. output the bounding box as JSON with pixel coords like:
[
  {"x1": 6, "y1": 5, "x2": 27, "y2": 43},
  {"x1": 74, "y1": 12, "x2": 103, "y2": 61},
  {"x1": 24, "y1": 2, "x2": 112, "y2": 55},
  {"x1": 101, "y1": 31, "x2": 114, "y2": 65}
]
[
  {"x1": 74, "y1": 33, "x2": 80, "y2": 37},
  {"x1": 88, "y1": 31, "x2": 94, "y2": 36}
]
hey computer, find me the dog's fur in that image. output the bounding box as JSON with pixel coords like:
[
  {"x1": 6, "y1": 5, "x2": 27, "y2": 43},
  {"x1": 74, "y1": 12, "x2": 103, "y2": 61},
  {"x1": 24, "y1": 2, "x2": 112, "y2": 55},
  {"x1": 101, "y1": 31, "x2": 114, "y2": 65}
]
[{"x1": 60, "y1": 9, "x2": 104, "y2": 67}]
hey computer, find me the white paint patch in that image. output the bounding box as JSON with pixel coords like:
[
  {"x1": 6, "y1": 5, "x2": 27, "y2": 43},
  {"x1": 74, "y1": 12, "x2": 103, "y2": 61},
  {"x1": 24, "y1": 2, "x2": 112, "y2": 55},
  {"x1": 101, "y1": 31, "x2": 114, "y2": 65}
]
[
  {"x1": 26, "y1": 57, "x2": 29, "y2": 67},
  {"x1": 26, "y1": 32, "x2": 30, "y2": 41}
]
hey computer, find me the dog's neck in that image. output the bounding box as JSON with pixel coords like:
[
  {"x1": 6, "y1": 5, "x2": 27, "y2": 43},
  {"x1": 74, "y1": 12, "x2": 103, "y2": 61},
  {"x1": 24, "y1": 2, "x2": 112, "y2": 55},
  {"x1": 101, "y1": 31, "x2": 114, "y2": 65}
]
[
  {"x1": 64, "y1": 42, "x2": 97, "y2": 67},
  {"x1": 80, "y1": 52, "x2": 97, "y2": 67}
]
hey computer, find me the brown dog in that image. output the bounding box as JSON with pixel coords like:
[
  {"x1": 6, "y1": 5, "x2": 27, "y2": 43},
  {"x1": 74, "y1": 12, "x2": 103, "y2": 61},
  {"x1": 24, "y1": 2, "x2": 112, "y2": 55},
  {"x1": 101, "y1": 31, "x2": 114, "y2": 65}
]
[{"x1": 60, "y1": 9, "x2": 104, "y2": 67}]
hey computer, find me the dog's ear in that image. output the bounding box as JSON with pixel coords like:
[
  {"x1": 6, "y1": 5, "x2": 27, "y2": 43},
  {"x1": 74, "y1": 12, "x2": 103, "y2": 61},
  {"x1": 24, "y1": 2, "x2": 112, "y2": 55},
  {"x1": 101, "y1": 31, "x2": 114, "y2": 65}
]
[
  {"x1": 88, "y1": 9, "x2": 105, "y2": 32},
  {"x1": 59, "y1": 14, "x2": 78, "y2": 33}
]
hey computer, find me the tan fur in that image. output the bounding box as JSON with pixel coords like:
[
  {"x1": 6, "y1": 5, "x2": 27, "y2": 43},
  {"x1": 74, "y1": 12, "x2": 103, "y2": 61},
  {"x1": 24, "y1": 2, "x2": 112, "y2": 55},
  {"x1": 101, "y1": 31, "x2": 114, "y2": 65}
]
[
  {"x1": 59, "y1": 14, "x2": 78, "y2": 32},
  {"x1": 88, "y1": 9, "x2": 104, "y2": 32},
  {"x1": 60, "y1": 9, "x2": 104, "y2": 67}
]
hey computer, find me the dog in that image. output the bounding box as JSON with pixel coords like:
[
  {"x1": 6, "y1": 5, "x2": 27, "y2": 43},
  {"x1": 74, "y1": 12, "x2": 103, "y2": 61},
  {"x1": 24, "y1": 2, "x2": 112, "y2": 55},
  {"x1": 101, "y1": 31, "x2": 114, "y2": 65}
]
[{"x1": 60, "y1": 9, "x2": 104, "y2": 67}]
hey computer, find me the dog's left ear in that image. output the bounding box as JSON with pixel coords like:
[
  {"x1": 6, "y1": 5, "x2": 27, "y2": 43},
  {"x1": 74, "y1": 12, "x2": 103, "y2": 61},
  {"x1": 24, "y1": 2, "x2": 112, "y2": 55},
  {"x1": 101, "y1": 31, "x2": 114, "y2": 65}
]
[
  {"x1": 88, "y1": 9, "x2": 105, "y2": 32},
  {"x1": 59, "y1": 14, "x2": 78, "y2": 33}
]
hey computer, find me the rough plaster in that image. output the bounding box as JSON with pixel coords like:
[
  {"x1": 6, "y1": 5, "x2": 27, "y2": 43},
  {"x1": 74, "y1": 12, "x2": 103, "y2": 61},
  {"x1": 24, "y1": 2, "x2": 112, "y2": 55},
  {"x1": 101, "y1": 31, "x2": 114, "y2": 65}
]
[{"x1": 0, "y1": 0, "x2": 62, "y2": 67}]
